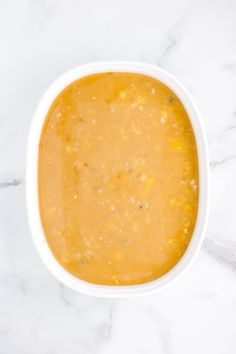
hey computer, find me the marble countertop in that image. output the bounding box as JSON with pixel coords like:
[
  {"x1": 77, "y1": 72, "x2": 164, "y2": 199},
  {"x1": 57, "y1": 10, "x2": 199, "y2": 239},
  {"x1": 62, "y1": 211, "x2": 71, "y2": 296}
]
[{"x1": 1, "y1": 0, "x2": 236, "y2": 353}]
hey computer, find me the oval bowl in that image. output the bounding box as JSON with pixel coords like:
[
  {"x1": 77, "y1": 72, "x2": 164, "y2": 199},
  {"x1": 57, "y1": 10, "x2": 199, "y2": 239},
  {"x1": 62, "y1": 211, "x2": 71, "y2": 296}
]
[{"x1": 26, "y1": 61, "x2": 209, "y2": 297}]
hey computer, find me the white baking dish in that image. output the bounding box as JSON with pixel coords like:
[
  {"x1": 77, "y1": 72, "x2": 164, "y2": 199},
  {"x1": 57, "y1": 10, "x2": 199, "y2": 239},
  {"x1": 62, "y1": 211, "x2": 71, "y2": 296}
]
[{"x1": 26, "y1": 61, "x2": 209, "y2": 297}]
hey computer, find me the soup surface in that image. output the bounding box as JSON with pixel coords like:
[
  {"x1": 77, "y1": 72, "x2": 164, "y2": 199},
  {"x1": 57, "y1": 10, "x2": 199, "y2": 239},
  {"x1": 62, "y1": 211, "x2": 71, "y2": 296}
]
[{"x1": 38, "y1": 72, "x2": 198, "y2": 285}]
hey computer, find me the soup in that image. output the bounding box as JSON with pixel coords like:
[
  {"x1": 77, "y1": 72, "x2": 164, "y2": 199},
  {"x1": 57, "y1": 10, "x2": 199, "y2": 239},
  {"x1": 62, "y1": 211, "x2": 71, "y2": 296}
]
[{"x1": 38, "y1": 73, "x2": 198, "y2": 285}]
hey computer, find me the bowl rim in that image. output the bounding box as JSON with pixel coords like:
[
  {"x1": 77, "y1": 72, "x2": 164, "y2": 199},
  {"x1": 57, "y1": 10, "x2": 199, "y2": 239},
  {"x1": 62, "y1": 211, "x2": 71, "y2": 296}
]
[{"x1": 26, "y1": 61, "x2": 209, "y2": 297}]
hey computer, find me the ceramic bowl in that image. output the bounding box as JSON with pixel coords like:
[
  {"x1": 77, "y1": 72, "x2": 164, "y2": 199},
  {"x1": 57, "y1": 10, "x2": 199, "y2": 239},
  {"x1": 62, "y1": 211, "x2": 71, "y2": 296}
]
[{"x1": 26, "y1": 61, "x2": 209, "y2": 297}]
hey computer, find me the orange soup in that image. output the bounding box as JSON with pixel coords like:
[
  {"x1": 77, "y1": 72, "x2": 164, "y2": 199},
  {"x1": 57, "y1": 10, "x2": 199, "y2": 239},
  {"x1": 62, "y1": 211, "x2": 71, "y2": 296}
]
[{"x1": 38, "y1": 73, "x2": 198, "y2": 285}]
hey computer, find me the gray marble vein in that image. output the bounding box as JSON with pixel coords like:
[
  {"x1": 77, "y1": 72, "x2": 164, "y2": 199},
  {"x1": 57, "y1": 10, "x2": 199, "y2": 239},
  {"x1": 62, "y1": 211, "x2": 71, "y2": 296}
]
[
  {"x1": 224, "y1": 123, "x2": 236, "y2": 133},
  {"x1": 158, "y1": 36, "x2": 177, "y2": 67},
  {"x1": 210, "y1": 155, "x2": 236, "y2": 169},
  {"x1": 219, "y1": 61, "x2": 236, "y2": 73},
  {"x1": 203, "y1": 235, "x2": 236, "y2": 272},
  {"x1": 0, "y1": 179, "x2": 24, "y2": 188}
]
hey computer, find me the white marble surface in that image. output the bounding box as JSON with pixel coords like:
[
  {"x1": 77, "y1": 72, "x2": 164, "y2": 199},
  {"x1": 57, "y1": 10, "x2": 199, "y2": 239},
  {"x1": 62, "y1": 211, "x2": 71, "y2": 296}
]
[{"x1": 1, "y1": 0, "x2": 236, "y2": 353}]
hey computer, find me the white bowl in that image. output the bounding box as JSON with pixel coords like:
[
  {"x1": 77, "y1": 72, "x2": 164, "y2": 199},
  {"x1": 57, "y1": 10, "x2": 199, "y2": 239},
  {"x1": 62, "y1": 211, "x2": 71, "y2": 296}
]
[{"x1": 26, "y1": 61, "x2": 209, "y2": 297}]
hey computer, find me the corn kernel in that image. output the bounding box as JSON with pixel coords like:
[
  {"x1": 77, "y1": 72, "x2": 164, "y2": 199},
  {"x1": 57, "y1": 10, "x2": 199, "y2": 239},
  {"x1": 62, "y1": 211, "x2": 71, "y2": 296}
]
[
  {"x1": 143, "y1": 177, "x2": 154, "y2": 195},
  {"x1": 170, "y1": 198, "x2": 181, "y2": 206},
  {"x1": 119, "y1": 91, "x2": 127, "y2": 98},
  {"x1": 160, "y1": 110, "x2": 167, "y2": 118},
  {"x1": 112, "y1": 275, "x2": 120, "y2": 284},
  {"x1": 170, "y1": 139, "x2": 182, "y2": 151},
  {"x1": 114, "y1": 253, "x2": 123, "y2": 261}
]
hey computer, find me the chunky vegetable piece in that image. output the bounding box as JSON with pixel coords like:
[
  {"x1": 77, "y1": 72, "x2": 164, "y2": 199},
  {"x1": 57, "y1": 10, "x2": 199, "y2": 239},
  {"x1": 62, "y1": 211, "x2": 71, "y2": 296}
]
[{"x1": 38, "y1": 73, "x2": 198, "y2": 285}]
